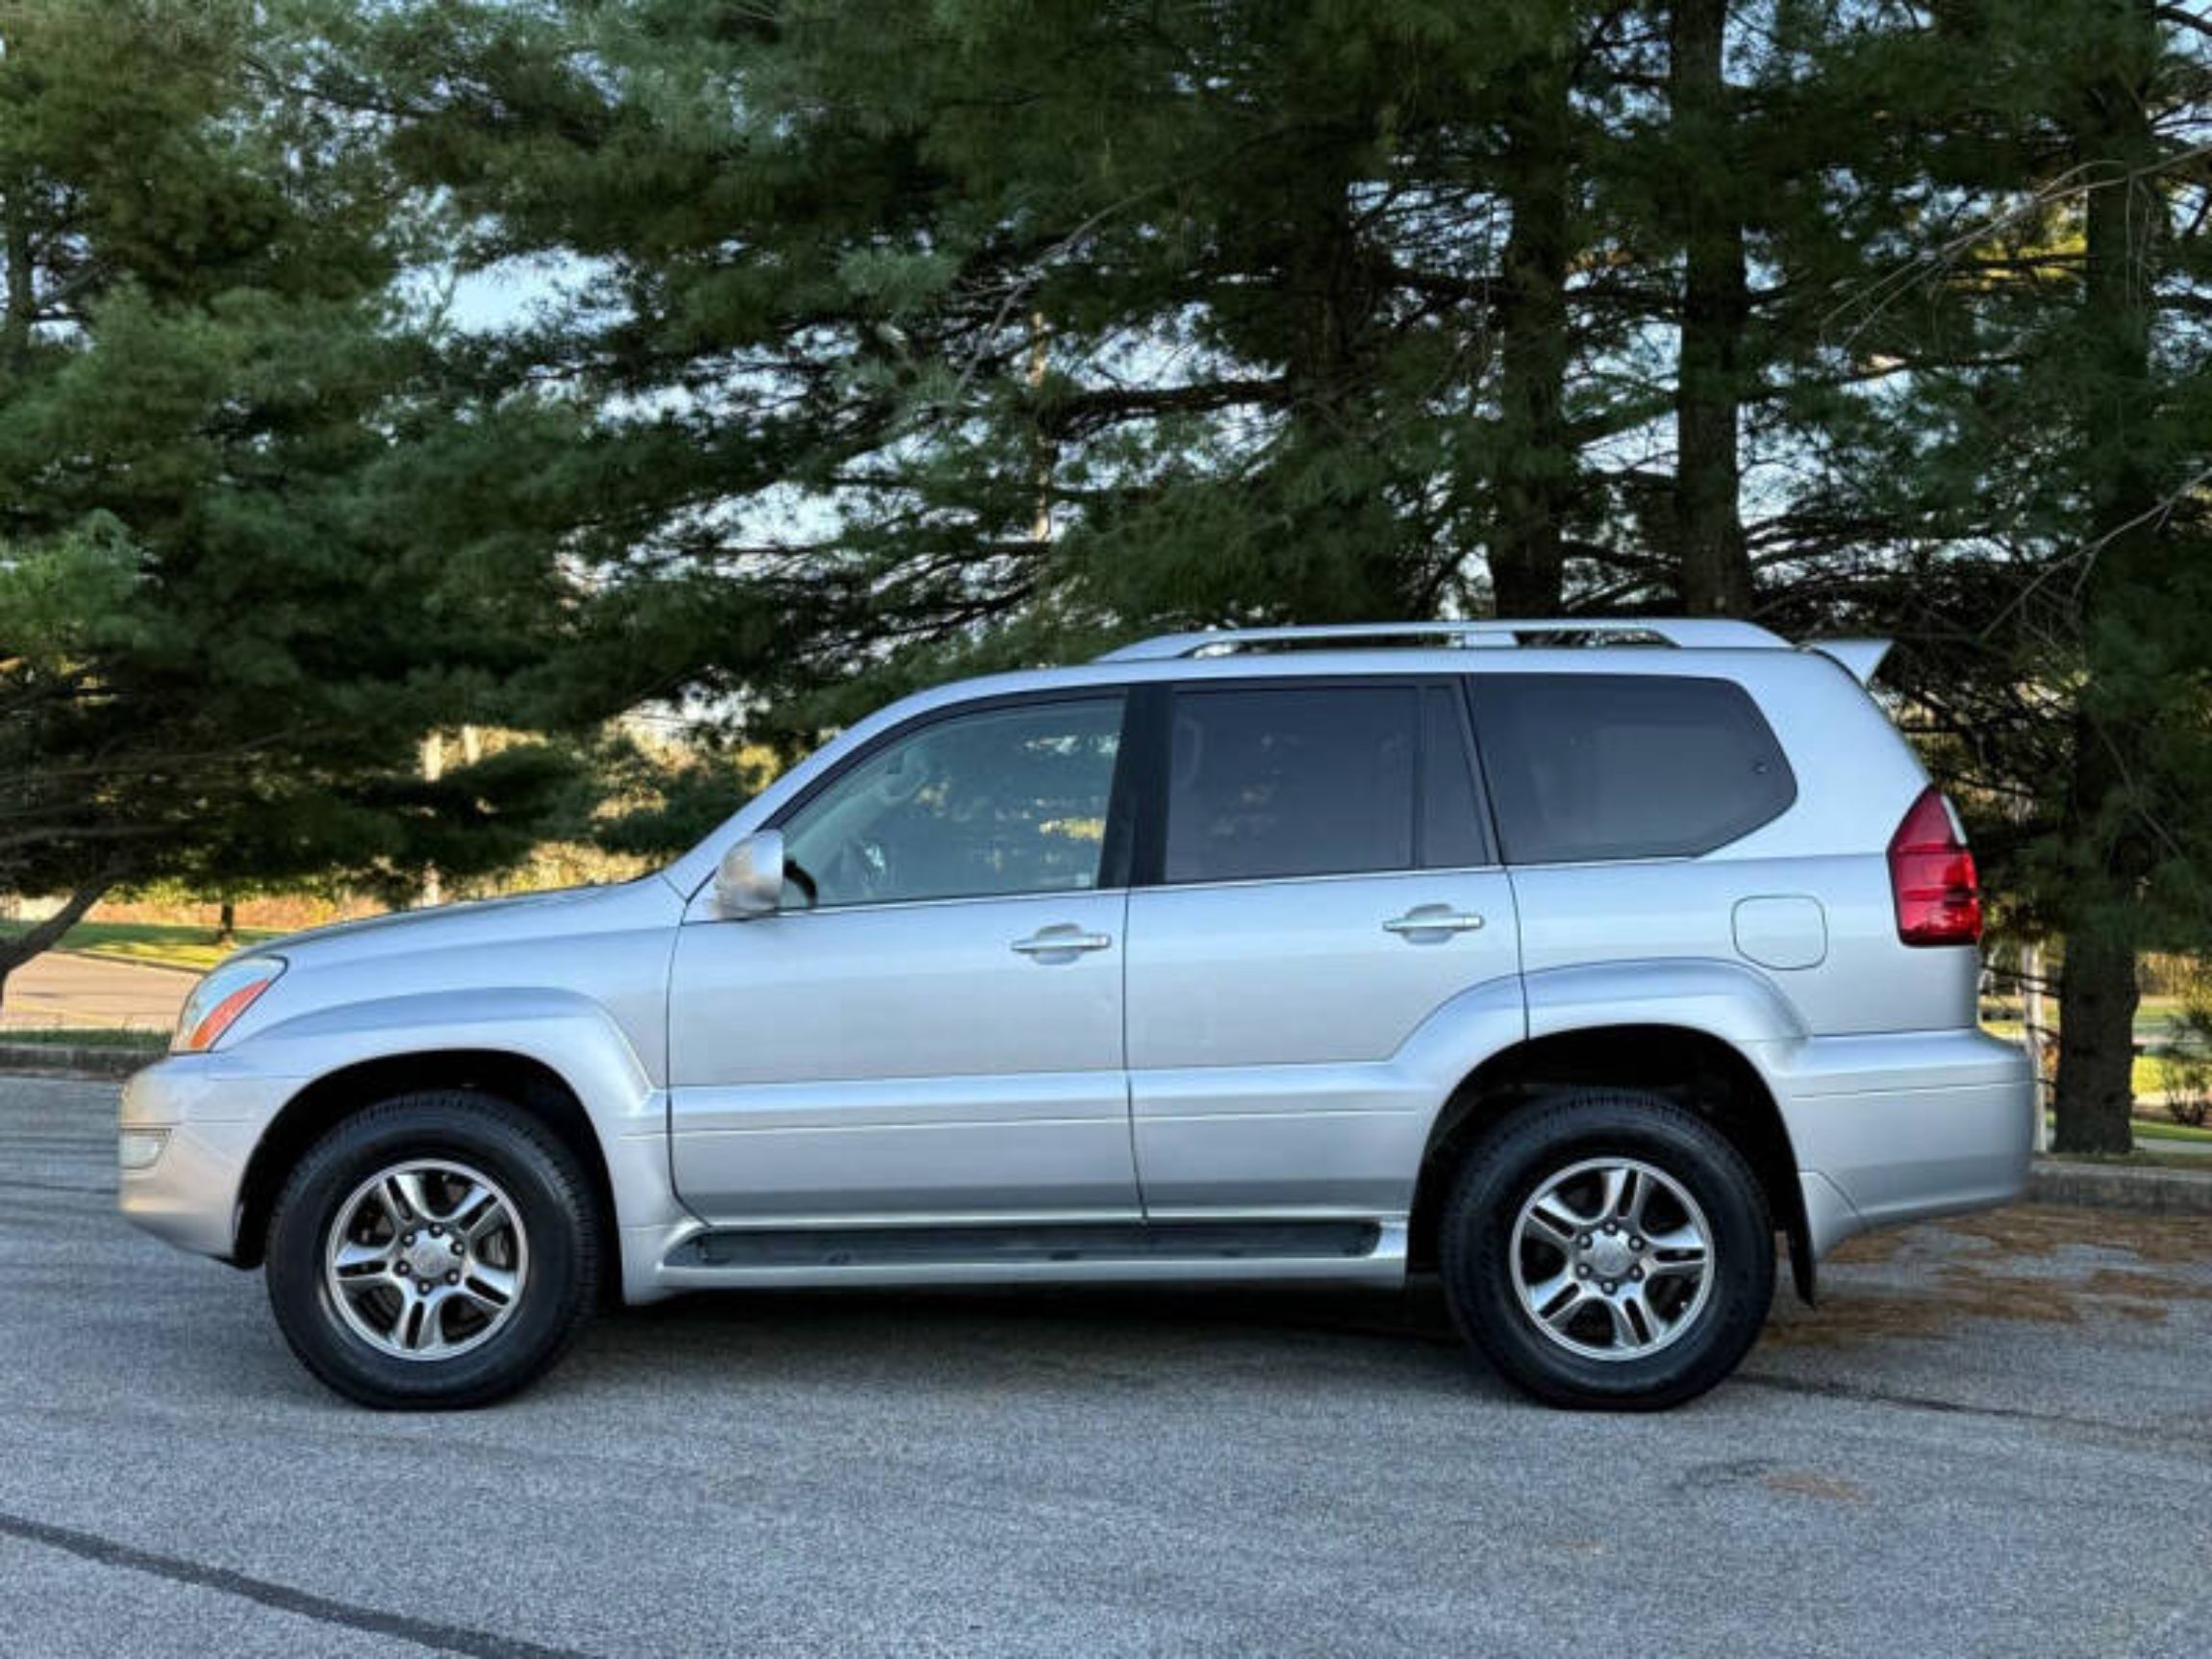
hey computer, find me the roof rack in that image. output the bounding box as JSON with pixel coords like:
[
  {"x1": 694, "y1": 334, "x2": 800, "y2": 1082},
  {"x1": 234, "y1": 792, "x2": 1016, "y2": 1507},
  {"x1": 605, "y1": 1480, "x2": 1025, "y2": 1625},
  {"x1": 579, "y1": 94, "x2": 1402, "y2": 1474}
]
[{"x1": 1095, "y1": 618, "x2": 1789, "y2": 663}]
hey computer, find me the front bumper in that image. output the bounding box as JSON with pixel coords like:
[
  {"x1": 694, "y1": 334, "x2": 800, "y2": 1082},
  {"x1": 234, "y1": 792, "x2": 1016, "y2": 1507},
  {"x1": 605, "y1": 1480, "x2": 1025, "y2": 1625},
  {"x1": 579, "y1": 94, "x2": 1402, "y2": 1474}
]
[
  {"x1": 118, "y1": 1056, "x2": 301, "y2": 1260},
  {"x1": 1764, "y1": 1029, "x2": 2036, "y2": 1259}
]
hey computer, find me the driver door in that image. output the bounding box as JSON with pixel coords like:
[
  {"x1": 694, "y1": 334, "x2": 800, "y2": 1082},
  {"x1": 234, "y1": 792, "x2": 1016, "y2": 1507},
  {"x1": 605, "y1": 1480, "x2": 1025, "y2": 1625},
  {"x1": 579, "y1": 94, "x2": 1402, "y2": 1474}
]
[{"x1": 666, "y1": 692, "x2": 1140, "y2": 1224}]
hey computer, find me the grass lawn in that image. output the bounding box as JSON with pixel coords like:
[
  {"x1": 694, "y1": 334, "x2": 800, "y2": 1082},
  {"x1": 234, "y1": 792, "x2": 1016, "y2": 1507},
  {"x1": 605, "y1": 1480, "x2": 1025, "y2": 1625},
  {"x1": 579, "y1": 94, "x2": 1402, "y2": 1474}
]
[
  {"x1": 0, "y1": 919, "x2": 283, "y2": 974},
  {"x1": 0, "y1": 1025, "x2": 168, "y2": 1050}
]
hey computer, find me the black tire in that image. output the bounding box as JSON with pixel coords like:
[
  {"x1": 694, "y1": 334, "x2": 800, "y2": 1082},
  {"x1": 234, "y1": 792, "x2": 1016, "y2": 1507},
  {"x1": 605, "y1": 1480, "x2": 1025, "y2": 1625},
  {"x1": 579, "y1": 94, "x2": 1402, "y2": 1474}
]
[
  {"x1": 1439, "y1": 1090, "x2": 1772, "y2": 1411},
  {"x1": 264, "y1": 1092, "x2": 600, "y2": 1409}
]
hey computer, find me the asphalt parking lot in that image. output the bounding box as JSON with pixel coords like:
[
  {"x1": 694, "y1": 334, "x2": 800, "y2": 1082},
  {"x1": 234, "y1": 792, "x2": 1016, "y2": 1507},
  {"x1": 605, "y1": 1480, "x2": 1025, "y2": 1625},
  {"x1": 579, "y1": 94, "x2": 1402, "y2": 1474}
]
[{"x1": 1, "y1": 1074, "x2": 2207, "y2": 1658}]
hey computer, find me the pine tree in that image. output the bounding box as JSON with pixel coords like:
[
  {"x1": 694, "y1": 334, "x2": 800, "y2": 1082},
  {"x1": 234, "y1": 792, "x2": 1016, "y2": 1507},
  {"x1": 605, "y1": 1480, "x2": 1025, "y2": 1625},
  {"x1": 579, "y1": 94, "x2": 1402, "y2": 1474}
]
[{"x1": 0, "y1": 1, "x2": 587, "y2": 1001}]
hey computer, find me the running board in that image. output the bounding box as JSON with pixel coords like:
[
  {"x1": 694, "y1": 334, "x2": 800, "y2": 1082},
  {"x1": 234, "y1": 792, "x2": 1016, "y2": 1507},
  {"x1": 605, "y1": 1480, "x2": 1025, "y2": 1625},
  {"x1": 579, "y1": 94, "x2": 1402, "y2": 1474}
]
[{"x1": 653, "y1": 1219, "x2": 1407, "y2": 1291}]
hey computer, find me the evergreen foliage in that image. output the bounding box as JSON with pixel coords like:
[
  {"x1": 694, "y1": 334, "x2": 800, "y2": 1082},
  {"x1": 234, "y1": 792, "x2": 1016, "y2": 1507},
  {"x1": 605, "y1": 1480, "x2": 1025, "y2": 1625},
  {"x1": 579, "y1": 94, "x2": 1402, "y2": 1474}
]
[{"x1": 0, "y1": 1, "x2": 590, "y2": 996}]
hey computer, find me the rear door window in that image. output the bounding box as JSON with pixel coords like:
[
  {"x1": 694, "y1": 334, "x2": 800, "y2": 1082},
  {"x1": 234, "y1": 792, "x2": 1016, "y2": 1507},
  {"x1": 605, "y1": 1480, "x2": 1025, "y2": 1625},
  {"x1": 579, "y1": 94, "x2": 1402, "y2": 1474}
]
[
  {"x1": 1470, "y1": 674, "x2": 1795, "y2": 863},
  {"x1": 1163, "y1": 686, "x2": 1418, "y2": 883}
]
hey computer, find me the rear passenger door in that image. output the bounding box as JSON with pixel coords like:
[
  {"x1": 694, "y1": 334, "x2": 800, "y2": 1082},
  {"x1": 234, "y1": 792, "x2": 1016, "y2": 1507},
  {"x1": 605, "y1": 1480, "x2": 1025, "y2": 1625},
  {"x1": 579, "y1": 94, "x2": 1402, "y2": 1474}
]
[{"x1": 1123, "y1": 679, "x2": 1522, "y2": 1217}]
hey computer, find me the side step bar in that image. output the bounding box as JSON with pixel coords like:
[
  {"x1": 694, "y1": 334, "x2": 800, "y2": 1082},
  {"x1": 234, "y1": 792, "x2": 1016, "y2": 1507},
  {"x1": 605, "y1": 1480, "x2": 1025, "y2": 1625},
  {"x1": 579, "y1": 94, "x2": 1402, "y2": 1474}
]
[{"x1": 654, "y1": 1219, "x2": 1408, "y2": 1291}]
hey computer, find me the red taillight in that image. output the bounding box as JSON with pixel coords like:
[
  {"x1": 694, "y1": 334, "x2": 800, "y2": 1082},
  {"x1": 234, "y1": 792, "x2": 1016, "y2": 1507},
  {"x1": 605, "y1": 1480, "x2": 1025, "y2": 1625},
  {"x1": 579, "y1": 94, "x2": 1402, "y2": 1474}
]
[{"x1": 1888, "y1": 786, "x2": 1982, "y2": 946}]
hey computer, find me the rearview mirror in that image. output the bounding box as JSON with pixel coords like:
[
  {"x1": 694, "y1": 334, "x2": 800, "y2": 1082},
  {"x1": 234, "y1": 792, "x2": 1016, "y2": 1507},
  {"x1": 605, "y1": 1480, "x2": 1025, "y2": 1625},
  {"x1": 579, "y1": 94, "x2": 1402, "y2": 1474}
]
[{"x1": 715, "y1": 829, "x2": 786, "y2": 918}]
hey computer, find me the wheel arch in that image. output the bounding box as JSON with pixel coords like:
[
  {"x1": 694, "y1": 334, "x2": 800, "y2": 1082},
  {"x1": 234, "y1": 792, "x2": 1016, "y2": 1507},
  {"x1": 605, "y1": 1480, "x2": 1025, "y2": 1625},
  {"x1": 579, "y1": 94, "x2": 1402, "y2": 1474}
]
[
  {"x1": 231, "y1": 1049, "x2": 618, "y2": 1279},
  {"x1": 1408, "y1": 1023, "x2": 1815, "y2": 1303}
]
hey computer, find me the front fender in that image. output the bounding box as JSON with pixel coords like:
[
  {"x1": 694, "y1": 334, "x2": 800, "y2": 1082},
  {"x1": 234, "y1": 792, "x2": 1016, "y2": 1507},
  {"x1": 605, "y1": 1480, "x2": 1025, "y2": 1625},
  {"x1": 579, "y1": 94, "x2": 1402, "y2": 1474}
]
[{"x1": 243, "y1": 988, "x2": 683, "y2": 1237}]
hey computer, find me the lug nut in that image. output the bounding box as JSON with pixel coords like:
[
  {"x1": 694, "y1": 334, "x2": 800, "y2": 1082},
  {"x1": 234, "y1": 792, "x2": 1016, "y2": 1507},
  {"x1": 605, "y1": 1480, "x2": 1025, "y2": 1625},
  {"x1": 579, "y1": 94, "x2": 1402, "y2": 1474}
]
[
  {"x1": 445, "y1": 1270, "x2": 460, "y2": 1285},
  {"x1": 1576, "y1": 1265, "x2": 1591, "y2": 1279},
  {"x1": 417, "y1": 1280, "x2": 433, "y2": 1295},
  {"x1": 1603, "y1": 1222, "x2": 1617, "y2": 1236},
  {"x1": 1578, "y1": 1234, "x2": 1593, "y2": 1248},
  {"x1": 1630, "y1": 1267, "x2": 1645, "y2": 1281},
  {"x1": 1601, "y1": 1280, "x2": 1617, "y2": 1294},
  {"x1": 429, "y1": 1224, "x2": 443, "y2": 1238},
  {"x1": 401, "y1": 1233, "x2": 415, "y2": 1247},
  {"x1": 1629, "y1": 1237, "x2": 1644, "y2": 1251}
]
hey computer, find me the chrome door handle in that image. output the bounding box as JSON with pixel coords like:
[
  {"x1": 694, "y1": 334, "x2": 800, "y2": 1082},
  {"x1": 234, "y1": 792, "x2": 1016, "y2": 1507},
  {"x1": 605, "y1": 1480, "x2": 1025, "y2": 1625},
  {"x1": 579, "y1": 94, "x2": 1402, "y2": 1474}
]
[
  {"x1": 1383, "y1": 909, "x2": 1485, "y2": 936},
  {"x1": 1011, "y1": 929, "x2": 1113, "y2": 956}
]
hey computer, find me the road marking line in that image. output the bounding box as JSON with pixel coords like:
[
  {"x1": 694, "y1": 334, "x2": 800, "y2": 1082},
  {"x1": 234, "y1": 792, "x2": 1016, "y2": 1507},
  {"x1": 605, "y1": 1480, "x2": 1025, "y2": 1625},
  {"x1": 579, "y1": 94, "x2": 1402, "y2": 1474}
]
[{"x1": 0, "y1": 1510, "x2": 593, "y2": 1659}]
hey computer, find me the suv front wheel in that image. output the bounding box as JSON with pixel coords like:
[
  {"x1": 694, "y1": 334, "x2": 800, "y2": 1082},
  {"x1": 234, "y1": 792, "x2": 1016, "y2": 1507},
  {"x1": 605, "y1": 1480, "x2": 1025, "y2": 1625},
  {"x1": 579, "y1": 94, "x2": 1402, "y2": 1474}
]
[
  {"x1": 1441, "y1": 1091, "x2": 1773, "y2": 1410},
  {"x1": 264, "y1": 1093, "x2": 600, "y2": 1409}
]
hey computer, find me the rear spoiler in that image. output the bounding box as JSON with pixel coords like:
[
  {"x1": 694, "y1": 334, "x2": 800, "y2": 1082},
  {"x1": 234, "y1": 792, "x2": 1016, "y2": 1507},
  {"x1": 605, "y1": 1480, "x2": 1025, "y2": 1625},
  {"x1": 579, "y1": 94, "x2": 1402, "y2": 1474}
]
[{"x1": 1807, "y1": 638, "x2": 1892, "y2": 687}]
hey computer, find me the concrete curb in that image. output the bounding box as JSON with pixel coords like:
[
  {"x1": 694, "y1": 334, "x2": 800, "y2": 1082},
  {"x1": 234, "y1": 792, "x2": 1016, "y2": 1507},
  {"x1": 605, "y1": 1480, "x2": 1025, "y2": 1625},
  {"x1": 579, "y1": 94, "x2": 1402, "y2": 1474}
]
[
  {"x1": 0, "y1": 1044, "x2": 157, "y2": 1080},
  {"x1": 2027, "y1": 1156, "x2": 2212, "y2": 1215}
]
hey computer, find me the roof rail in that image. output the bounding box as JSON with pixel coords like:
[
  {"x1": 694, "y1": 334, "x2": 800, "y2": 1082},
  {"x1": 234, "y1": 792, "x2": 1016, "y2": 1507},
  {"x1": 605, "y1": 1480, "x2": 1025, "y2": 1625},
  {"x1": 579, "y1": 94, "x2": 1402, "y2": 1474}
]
[{"x1": 1095, "y1": 617, "x2": 1790, "y2": 663}]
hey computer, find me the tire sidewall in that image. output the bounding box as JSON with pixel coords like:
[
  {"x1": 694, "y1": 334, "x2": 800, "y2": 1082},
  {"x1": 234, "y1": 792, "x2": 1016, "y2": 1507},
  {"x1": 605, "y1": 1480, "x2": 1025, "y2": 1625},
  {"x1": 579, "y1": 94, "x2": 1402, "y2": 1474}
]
[
  {"x1": 1443, "y1": 1093, "x2": 1773, "y2": 1410},
  {"x1": 265, "y1": 1095, "x2": 595, "y2": 1409}
]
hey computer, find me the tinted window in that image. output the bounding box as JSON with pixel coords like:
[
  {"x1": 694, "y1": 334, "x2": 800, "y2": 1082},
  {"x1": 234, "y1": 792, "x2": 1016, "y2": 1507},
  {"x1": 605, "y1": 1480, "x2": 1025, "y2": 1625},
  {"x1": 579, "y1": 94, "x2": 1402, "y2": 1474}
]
[
  {"x1": 1421, "y1": 685, "x2": 1489, "y2": 868},
  {"x1": 781, "y1": 697, "x2": 1123, "y2": 907},
  {"x1": 1473, "y1": 674, "x2": 1795, "y2": 863},
  {"x1": 1164, "y1": 687, "x2": 1417, "y2": 883}
]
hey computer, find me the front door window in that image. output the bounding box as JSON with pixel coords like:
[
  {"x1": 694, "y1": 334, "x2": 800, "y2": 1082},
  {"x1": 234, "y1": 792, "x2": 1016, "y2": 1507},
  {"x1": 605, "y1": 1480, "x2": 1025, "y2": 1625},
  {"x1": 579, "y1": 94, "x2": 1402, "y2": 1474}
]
[{"x1": 780, "y1": 697, "x2": 1125, "y2": 908}]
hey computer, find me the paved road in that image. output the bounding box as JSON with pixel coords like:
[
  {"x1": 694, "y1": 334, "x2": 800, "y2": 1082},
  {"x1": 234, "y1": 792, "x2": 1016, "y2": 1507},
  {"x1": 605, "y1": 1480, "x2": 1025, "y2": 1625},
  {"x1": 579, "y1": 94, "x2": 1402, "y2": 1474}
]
[
  {"x1": 0, "y1": 952, "x2": 189, "y2": 1033},
  {"x1": 2, "y1": 1075, "x2": 2208, "y2": 1658}
]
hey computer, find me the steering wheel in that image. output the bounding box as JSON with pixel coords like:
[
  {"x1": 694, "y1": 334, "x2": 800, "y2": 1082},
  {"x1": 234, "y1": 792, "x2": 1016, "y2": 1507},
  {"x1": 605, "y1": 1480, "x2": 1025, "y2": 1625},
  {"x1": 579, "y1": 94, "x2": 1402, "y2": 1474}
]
[{"x1": 783, "y1": 858, "x2": 820, "y2": 908}]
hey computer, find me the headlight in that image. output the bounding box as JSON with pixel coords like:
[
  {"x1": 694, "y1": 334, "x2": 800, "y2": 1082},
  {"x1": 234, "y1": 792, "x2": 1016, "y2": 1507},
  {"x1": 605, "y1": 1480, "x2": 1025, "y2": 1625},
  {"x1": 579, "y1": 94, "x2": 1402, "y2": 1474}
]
[{"x1": 172, "y1": 956, "x2": 286, "y2": 1054}]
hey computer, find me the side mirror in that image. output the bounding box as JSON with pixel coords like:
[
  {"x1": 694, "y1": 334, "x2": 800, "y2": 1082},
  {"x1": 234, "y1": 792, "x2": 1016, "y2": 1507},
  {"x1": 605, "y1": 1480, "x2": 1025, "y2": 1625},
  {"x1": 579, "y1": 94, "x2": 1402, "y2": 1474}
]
[{"x1": 715, "y1": 829, "x2": 786, "y2": 918}]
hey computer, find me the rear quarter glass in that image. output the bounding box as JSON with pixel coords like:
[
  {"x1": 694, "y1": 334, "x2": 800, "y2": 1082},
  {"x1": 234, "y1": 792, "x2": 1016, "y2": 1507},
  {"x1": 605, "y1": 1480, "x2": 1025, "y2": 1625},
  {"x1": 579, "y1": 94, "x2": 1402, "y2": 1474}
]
[{"x1": 1470, "y1": 674, "x2": 1796, "y2": 864}]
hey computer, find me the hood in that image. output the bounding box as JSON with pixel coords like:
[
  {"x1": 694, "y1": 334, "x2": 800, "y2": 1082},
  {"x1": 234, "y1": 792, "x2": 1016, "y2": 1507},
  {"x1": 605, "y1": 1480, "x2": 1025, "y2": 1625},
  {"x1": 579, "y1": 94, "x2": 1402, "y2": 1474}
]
[{"x1": 242, "y1": 877, "x2": 683, "y2": 970}]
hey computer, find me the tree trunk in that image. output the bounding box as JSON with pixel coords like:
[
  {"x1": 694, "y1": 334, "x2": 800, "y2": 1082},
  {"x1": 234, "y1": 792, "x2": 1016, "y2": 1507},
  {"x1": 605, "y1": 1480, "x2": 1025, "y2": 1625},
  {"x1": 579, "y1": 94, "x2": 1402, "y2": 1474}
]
[
  {"x1": 2049, "y1": 0, "x2": 2164, "y2": 1153},
  {"x1": 0, "y1": 872, "x2": 117, "y2": 1013},
  {"x1": 2053, "y1": 928, "x2": 2139, "y2": 1153},
  {"x1": 1491, "y1": 58, "x2": 1573, "y2": 618},
  {"x1": 1669, "y1": 0, "x2": 1755, "y2": 616},
  {"x1": 216, "y1": 898, "x2": 237, "y2": 943},
  {"x1": 2, "y1": 171, "x2": 35, "y2": 368}
]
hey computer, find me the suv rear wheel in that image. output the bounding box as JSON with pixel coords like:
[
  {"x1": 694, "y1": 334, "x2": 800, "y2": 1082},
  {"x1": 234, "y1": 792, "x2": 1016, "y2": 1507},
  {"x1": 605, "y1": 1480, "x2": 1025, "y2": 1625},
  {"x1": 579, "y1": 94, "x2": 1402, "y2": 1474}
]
[
  {"x1": 264, "y1": 1093, "x2": 600, "y2": 1409},
  {"x1": 1440, "y1": 1090, "x2": 1773, "y2": 1409}
]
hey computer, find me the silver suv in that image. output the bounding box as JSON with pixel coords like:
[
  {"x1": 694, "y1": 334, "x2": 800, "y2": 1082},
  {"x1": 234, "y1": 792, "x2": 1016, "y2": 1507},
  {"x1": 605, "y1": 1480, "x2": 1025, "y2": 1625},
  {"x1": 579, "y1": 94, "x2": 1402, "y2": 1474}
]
[{"x1": 120, "y1": 619, "x2": 2033, "y2": 1410}]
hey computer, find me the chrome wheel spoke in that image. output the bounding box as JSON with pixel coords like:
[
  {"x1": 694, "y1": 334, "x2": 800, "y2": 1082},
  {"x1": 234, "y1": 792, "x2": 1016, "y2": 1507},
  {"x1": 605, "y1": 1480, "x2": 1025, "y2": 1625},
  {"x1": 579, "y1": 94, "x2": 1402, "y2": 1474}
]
[
  {"x1": 331, "y1": 1239, "x2": 392, "y2": 1277},
  {"x1": 392, "y1": 1286, "x2": 444, "y2": 1355},
  {"x1": 385, "y1": 1171, "x2": 434, "y2": 1226},
  {"x1": 459, "y1": 1262, "x2": 517, "y2": 1310},
  {"x1": 1643, "y1": 1223, "x2": 1709, "y2": 1276},
  {"x1": 1543, "y1": 1284, "x2": 1596, "y2": 1333},
  {"x1": 1617, "y1": 1169, "x2": 1649, "y2": 1228},
  {"x1": 448, "y1": 1182, "x2": 499, "y2": 1235},
  {"x1": 1524, "y1": 1268, "x2": 1581, "y2": 1320},
  {"x1": 463, "y1": 1199, "x2": 512, "y2": 1251},
  {"x1": 1603, "y1": 1293, "x2": 1643, "y2": 1348},
  {"x1": 324, "y1": 1159, "x2": 528, "y2": 1364},
  {"x1": 1524, "y1": 1197, "x2": 1581, "y2": 1249},
  {"x1": 1596, "y1": 1167, "x2": 1630, "y2": 1224}
]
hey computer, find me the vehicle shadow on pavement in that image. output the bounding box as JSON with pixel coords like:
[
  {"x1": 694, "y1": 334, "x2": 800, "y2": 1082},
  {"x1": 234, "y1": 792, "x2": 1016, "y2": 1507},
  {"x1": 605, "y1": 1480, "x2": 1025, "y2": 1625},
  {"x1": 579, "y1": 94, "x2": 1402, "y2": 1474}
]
[{"x1": 582, "y1": 1276, "x2": 1495, "y2": 1400}]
